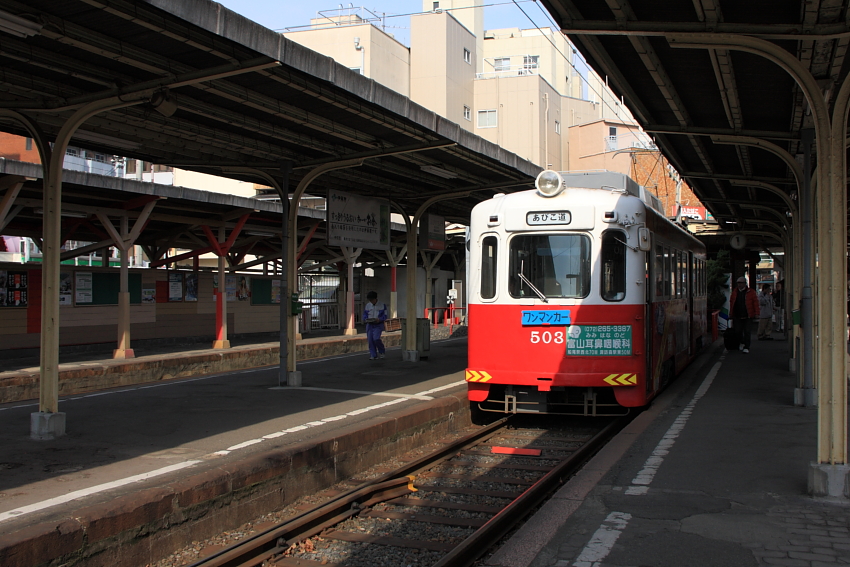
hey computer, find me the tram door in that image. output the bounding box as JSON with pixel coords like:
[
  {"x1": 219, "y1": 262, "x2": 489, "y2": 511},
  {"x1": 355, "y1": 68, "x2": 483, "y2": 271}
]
[
  {"x1": 687, "y1": 251, "x2": 694, "y2": 355},
  {"x1": 645, "y1": 248, "x2": 654, "y2": 394}
]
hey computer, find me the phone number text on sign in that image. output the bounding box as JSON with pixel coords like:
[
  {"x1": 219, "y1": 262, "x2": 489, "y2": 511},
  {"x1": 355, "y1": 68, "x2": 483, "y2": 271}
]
[{"x1": 566, "y1": 325, "x2": 632, "y2": 356}]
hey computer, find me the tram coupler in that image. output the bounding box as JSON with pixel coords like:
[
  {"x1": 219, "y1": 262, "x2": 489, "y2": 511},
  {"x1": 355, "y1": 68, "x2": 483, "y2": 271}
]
[{"x1": 583, "y1": 388, "x2": 598, "y2": 416}]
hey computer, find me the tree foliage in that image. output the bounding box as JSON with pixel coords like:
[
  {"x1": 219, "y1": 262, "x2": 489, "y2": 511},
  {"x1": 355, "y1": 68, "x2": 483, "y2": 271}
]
[{"x1": 706, "y1": 249, "x2": 731, "y2": 311}]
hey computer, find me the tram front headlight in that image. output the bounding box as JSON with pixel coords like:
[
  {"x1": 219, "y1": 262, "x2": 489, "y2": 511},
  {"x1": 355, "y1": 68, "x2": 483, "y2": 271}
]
[{"x1": 535, "y1": 170, "x2": 563, "y2": 197}]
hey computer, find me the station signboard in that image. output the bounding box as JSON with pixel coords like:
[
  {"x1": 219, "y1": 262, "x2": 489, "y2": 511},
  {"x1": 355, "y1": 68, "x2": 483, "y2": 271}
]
[
  {"x1": 327, "y1": 189, "x2": 390, "y2": 250},
  {"x1": 419, "y1": 213, "x2": 446, "y2": 251}
]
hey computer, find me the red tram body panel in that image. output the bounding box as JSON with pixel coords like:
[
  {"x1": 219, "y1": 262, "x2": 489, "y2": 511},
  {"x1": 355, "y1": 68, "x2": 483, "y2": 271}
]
[{"x1": 466, "y1": 171, "x2": 708, "y2": 416}]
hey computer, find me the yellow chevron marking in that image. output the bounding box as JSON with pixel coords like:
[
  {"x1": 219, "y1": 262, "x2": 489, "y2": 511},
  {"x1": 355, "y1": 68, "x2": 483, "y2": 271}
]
[
  {"x1": 604, "y1": 373, "x2": 637, "y2": 386},
  {"x1": 466, "y1": 370, "x2": 492, "y2": 382}
]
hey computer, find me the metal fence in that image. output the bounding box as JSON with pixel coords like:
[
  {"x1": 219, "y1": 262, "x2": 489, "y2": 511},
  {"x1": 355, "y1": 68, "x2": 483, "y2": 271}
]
[{"x1": 298, "y1": 274, "x2": 341, "y2": 331}]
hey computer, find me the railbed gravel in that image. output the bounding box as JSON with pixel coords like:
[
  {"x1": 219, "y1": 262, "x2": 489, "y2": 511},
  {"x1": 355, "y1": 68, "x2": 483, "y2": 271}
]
[
  {"x1": 145, "y1": 430, "x2": 470, "y2": 567},
  {"x1": 281, "y1": 538, "x2": 445, "y2": 567}
]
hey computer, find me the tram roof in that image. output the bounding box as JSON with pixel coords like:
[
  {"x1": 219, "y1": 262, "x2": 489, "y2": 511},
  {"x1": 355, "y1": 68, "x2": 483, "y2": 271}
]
[
  {"x1": 541, "y1": 0, "x2": 843, "y2": 254},
  {"x1": 0, "y1": 0, "x2": 541, "y2": 223}
]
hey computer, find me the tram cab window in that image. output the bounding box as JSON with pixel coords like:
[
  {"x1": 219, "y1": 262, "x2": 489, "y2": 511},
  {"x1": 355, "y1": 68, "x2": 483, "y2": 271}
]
[
  {"x1": 655, "y1": 245, "x2": 664, "y2": 297},
  {"x1": 601, "y1": 232, "x2": 626, "y2": 301},
  {"x1": 480, "y1": 235, "x2": 498, "y2": 300},
  {"x1": 508, "y1": 234, "x2": 590, "y2": 299}
]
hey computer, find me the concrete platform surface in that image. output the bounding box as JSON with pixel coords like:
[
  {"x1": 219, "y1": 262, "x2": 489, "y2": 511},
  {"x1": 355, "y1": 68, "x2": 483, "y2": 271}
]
[
  {"x1": 489, "y1": 333, "x2": 850, "y2": 567},
  {"x1": 0, "y1": 334, "x2": 470, "y2": 567},
  {"x1": 0, "y1": 324, "x2": 457, "y2": 403}
]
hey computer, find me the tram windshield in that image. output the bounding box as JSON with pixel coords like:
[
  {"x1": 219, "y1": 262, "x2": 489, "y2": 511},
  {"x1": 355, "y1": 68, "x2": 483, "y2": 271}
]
[{"x1": 509, "y1": 234, "x2": 591, "y2": 299}]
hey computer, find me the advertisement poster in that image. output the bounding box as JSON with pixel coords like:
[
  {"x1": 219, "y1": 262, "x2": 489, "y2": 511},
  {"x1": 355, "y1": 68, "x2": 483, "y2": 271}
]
[
  {"x1": 142, "y1": 288, "x2": 156, "y2": 303},
  {"x1": 327, "y1": 189, "x2": 390, "y2": 250},
  {"x1": 59, "y1": 272, "x2": 73, "y2": 305},
  {"x1": 271, "y1": 279, "x2": 281, "y2": 304},
  {"x1": 75, "y1": 272, "x2": 93, "y2": 304},
  {"x1": 0, "y1": 270, "x2": 28, "y2": 307},
  {"x1": 185, "y1": 273, "x2": 198, "y2": 302},
  {"x1": 168, "y1": 272, "x2": 183, "y2": 302}
]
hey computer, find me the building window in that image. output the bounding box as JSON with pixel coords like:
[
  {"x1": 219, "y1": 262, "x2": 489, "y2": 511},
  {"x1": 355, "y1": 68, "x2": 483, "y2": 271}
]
[
  {"x1": 606, "y1": 126, "x2": 618, "y2": 151},
  {"x1": 523, "y1": 55, "x2": 539, "y2": 70},
  {"x1": 433, "y1": 1, "x2": 439, "y2": 10},
  {"x1": 350, "y1": 67, "x2": 362, "y2": 75},
  {"x1": 494, "y1": 57, "x2": 510, "y2": 72},
  {"x1": 463, "y1": 48, "x2": 471, "y2": 64},
  {"x1": 554, "y1": 120, "x2": 561, "y2": 135},
  {"x1": 477, "y1": 109, "x2": 497, "y2": 128},
  {"x1": 463, "y1": 106, "x2": 471, "y2": 121},
  {"x1": 25, "y1": 137, "x2": 32, "y2": 151},
  {"x1": 66, "y1": 147, "x2": 79, "y2": 157}
]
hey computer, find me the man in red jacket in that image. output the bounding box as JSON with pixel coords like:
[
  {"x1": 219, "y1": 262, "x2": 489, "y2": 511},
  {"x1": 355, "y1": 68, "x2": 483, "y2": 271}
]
[{"x1": 729, "y1": 276, "x2": 759, "y2": 353}]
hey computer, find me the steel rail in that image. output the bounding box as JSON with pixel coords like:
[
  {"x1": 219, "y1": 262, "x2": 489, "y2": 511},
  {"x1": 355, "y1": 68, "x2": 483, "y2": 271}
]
[
  {"x1": 185, "y1": 417, "x2": 510, "y2": 567},
  {"x1": 431, "y1": 416, "x2": 629, "y2": 567}
]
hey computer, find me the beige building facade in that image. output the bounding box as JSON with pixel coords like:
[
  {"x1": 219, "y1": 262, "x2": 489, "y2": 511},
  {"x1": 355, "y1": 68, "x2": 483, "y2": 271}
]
[{"x1": 283, "y1": 4, "x2": 654, "y2": 175}]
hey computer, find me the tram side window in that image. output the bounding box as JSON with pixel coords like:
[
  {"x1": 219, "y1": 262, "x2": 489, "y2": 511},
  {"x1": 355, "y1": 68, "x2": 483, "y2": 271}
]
[
  {"x1": 480, "y1": 236, "x2": 498, "y2": 299},
  {"x1": 665, "y1": 247, "x2": 673, "y2": 298},
  {"x1": 601, "y1": 232, "x2": 626, "y2": 301},
  {"x1": 655, "y1": 245, "x2": 664, "y2": 298},
  {"x1": 679, "y1": 252, "x2": 687, "y2": 298}
]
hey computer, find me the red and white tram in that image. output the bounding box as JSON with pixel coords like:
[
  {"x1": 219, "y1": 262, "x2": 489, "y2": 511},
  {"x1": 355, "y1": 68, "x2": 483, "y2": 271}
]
[{"x1": 466, "y1": 170, "x2": 709, "y2": 416}]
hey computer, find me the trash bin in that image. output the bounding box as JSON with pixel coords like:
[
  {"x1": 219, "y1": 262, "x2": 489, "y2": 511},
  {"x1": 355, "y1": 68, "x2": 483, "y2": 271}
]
[{"x1": 400, "y1": 318, "x2": 431, "y2": 359}]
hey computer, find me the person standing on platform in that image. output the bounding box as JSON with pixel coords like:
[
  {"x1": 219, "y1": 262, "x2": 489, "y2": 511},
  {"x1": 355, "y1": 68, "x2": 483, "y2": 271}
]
[
  {"x1": 363, "y1": 290, "x2": 387, "y2": 360},
  {"x1": 773, "y1": 280, "x2": 784, "y2": 332},
  {"x1": 757, "y1": 283, "x2": 775, "y2": 340},
  {"x1": 729, "y1": 276, "x2": 759, "y2": 353}
]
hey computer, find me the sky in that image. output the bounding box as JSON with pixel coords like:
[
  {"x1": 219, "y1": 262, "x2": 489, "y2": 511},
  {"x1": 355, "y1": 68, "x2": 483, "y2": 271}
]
[{"x1": 215, "y1": 0, "x2": 563, "y2": 47}]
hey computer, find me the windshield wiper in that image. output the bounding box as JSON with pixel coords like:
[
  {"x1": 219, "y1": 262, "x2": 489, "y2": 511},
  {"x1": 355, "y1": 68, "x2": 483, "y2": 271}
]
[{"x1": 518, "y1": 260, "x2": 548, "y2": 303}]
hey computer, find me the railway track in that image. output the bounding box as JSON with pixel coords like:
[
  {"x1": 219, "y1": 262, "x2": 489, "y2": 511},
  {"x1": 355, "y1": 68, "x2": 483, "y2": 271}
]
[{"x1": 186, "y1": 416, "x2": 628, "y2": 567}]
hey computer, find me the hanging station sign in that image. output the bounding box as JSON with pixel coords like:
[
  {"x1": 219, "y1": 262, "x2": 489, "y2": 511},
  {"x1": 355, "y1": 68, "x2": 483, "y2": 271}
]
[
  {"x1": 419, "y1": 213, "x2": 446, "y2": 251},
  {"x1": 327, "y1": 189, "x2": 390, "y2": 250}
]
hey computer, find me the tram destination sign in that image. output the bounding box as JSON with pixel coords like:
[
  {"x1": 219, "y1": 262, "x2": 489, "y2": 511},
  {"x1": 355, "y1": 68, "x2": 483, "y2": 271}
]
[
  {"x1": 526, "y1": 211, "x2": 571, "y2": 226},
  {"x1": 566, "y1": 325, "x2": 632, "y2": 356}
]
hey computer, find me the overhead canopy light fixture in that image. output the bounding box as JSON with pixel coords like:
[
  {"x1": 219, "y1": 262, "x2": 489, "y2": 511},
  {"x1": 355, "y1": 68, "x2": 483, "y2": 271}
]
[
  {"x1": 73, "y1": 130, "x2": 142, "y2": 151},
  {"x1": 34, "y1": 208, "x2": 89, "y2": 218},
  {"x1": 420, "y1": 165, "x2": 458, "y2": 179},
  {"x1": 151, "y1": 89, "x2": 178, "y2": 117},
  {"x1": 0, "y1": 9, "x2": 42, "y2": 38}
]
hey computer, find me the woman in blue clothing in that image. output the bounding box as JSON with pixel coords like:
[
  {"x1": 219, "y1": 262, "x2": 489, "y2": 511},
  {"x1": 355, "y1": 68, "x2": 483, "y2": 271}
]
[{"x1": 363, "y1": 290, "x2": 388, "y2": 360}]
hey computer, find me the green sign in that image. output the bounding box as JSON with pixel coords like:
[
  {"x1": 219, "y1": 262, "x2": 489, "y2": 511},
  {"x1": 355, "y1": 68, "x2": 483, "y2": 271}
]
[{"x1": 567, "y1": 325, "x2": 632, "y2": 356}]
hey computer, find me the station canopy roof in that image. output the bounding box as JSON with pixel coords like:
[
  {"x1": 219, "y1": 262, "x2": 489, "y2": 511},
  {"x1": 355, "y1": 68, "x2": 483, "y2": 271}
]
[
  {"x1": 541, "y1": 0, "x2": 848, "y2": 252},
  {"x1": 0, "y1": 0, "x2": 541, "y2": 227}
]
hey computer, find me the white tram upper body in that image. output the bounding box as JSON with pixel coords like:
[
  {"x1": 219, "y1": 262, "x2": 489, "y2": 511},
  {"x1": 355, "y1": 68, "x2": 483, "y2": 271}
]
[{"x1": 466, "y1": 170, "x2": 708, "y2": 416}]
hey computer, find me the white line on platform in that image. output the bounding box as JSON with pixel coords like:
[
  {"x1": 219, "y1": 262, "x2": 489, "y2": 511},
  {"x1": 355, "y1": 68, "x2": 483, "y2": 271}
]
[
  {"x1": 572, "y1": 511, "x2": 632, "y2": 567},
  {"x1": 625, "y1": 354, "x2": 725, "y2": 496},
  {"x1": 0, "y1": 461, "x2": 201, "y2": 524},
  {"x1": 213, "y1": 381, "x2": 464, "y2": 456},
  {"x1": 282, "y1": 386, "x2": 435, "y2": 400}
]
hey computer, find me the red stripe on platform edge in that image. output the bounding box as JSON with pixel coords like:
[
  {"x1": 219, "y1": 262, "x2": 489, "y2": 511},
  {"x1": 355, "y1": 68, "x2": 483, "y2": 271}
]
[{"x1": 490, "y1": 447, "x2": 542, "y2": 456}]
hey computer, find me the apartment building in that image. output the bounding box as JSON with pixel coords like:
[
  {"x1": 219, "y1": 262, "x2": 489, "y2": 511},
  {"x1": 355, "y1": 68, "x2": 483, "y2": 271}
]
[{"x1": 283, "y1": 3, "x2": 657, "y2": 176}]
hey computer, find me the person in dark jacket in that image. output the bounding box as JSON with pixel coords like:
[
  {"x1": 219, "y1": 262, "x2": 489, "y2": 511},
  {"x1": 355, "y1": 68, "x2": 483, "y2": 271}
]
[{"x1": 729, "y1": 276, "x2": 759, "y2": 353}]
